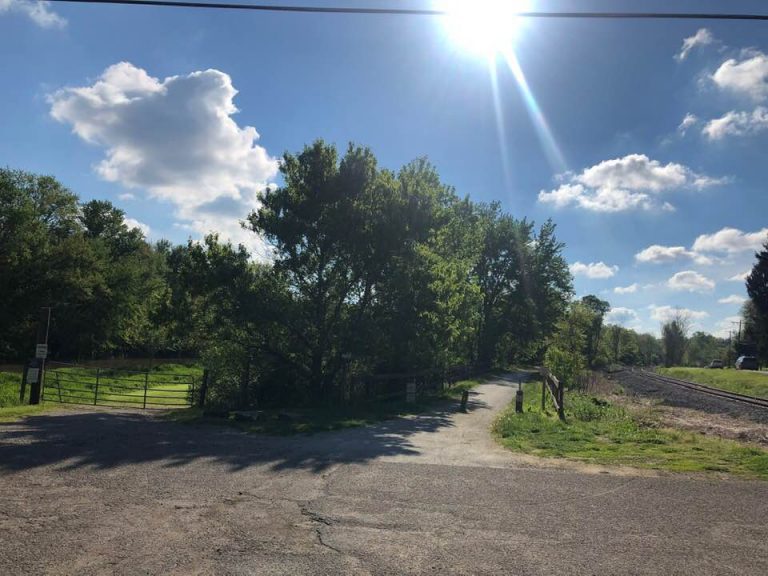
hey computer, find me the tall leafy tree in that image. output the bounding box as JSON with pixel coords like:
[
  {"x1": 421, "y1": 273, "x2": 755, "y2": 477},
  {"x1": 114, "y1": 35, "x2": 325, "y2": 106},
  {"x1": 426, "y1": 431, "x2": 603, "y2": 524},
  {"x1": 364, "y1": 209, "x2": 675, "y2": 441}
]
[
  {"x1": 661, "y1": 312, "x2": 690, "y2": 367},
  {"x1": 579, "y1": 295, "x2": 610, "y2": 368},
  {"x1": 746, "y1": 240, "x2": 768, "y2": 361}
]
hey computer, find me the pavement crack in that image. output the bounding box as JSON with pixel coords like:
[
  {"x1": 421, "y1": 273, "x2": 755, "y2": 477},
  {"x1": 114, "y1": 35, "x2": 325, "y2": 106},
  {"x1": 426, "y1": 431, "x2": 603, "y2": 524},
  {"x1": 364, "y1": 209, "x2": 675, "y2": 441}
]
[
  {"x1": 299, "y1": 502, "x2": 346, "y2": 555},
  {"x1": 299, "y1": 503, "x2": 333, "y2": 525}
]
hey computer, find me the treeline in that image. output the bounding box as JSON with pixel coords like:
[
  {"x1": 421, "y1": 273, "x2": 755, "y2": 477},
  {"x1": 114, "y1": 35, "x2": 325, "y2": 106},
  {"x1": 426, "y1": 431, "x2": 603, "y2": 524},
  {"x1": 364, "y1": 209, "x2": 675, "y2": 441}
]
[
  {"x1": 744, "y1": 240, "x2": 768, "y2": 362},
  {"x1": 1, "y1": 142, "x2": 575, "y2": 406}
]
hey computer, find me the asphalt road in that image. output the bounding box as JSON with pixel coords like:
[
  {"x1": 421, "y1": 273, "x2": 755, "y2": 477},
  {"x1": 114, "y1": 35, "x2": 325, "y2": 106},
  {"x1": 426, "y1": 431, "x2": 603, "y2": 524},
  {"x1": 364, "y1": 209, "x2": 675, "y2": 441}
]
[{"x1": 1, "y1": 375, "x2": 767, "y2": 575}]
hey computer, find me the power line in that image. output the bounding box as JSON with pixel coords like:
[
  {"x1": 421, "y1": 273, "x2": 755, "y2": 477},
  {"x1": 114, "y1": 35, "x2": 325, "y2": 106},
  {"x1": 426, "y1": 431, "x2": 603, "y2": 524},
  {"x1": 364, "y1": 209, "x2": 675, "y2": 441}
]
[{"x1": 44, "y1": 0, "x2": 768, "y2": 21}]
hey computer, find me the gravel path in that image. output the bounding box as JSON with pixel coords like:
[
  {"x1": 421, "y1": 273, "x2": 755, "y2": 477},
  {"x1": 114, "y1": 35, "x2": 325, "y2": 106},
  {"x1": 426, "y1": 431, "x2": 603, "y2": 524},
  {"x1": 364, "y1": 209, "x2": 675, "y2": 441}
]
[{"x1": 1, "y1": 374, "x2": 767, "y2": 575}]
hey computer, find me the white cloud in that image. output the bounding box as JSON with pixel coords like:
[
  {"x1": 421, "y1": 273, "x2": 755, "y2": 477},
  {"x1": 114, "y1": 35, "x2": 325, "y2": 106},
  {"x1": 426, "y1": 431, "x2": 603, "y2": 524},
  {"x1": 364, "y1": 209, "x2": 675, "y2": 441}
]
[
  {"x1": 649, "y1": 305, "x2": 709, "y2": 323},
  {"x1": 675, "y1": 28, "x2": 714, "y2": 62},
  {"x1": 718, "y1": 294, "x2": 746, "y2": 305},
  {"x1": 711, "y1": 52, "x2": 768, "y2": 101},
  {"x1": 124, "y1": 217, "x2": 150, "y2": 237},
  {"x1": 118, "y1": 192, "x2": 136, "y2": 201},
  {"x1": 702, "y1": 106, "x2": 768, "y2": 140},
  {"x1": 728, "y1": 271, "x2": 749, "y2": 282},
  {"x1": 570, "y1": 261, "x2": 618, "y2": 279},
  {"x1": 538, "y1": 154, "x2": 722, "y2": 213},
  {"x1": 677, "y1": 113, "x2": 699, "y2": 135},
  {"x1": 613, "y1": 283, "x2": 638, "y2": 294},
  {"x1": 49, "y1": 62, "x2": 279, "y2": 256},
  {"x1": 667, "y1": 270, "x2": 715, "y2": 293},
  {"x1": 634, "y1": 244, "x2": 713, "y2": 265},
  {"x1": 0, "y1": 0, "x2": 66, "y2": 28},
  {"x1": 692, "y1": 227, "x2": 768, "y2": 253},
  {"x1": 606, "y1": 307, "x2": 639, "y2": 326}
]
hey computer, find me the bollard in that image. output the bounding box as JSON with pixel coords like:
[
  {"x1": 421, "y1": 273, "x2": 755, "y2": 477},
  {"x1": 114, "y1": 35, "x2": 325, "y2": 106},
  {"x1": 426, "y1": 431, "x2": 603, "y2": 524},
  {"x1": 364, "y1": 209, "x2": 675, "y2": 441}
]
[
  {"x1": 515, "y1": 389, "x2": 524, "y2": 413},
  {"x1": 460, "y1": 389, "x2": 469, "y2": 412}
]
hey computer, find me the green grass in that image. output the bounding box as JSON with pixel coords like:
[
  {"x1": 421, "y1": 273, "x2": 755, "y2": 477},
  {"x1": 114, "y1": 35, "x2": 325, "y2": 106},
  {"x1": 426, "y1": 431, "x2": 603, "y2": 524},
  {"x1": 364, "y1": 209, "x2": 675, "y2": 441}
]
[
  {"x1": 0, "y1": 371, "x2": 24, "y2": 408},
  {"x1": 45, "y1": 363, "x2": 202, "y2": 408},
  {"x1": 0, "y1": 363, "x2": 202, "y2": 420},
  {"x1": 168, "y1": 375, "x2": 489, "y2": 435},
  {"x1": 493, "y1": 382, "x2": 768, "y2": 479},
  {"x1": 658, "y1": 367, "x2": 768, "y2": 399}
]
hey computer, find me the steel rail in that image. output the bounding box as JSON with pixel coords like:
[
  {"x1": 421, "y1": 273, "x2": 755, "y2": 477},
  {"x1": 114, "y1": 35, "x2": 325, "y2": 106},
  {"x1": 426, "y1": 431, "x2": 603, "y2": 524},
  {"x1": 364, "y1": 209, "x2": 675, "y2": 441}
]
[{"x1": 638, "y1": 370, "x2": 768, "y2": 409}]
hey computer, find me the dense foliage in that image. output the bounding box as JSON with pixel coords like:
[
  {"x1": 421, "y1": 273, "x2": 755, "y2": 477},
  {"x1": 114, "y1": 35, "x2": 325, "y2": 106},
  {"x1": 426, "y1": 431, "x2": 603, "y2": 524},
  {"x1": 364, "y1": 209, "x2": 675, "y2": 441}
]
[
  {"x1": 745, "y1": 241, "x2": 768, "y2": 362},
  {"x1": 1, "y1": 143, "x2": 575, "y2": 406}
]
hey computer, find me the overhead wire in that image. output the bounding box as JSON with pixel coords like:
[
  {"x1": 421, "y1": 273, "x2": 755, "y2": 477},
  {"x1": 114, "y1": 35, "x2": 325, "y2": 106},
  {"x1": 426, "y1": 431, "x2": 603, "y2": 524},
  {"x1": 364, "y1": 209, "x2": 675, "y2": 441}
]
[{"x1": 43, "y1": 0, "x2": 768, "y2": 21}]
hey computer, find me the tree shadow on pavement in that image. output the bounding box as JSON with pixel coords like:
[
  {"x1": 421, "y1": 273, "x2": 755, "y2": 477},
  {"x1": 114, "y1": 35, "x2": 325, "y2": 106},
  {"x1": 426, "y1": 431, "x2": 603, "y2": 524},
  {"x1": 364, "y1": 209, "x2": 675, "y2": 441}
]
[{"x1": 0, "y1": 397, "x2": 485, "y2": 474}]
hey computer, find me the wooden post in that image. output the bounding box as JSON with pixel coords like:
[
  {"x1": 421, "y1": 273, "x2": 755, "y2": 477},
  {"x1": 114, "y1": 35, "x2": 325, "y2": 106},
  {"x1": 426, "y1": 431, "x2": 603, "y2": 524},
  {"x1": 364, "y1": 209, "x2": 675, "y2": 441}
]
[
  {"x1": 557, "y1": 379, "x2": 565, "y2": 421},
  {"x1": 143, "y1": 371, "x2": 149, "y2": 409},
  {"x1": 460, "y1": 389, "x2": 469, "y2": 412},
  {"x1": 94, "y1": 368, "x2": 101, "y2": 406},
  {"x1": 56, "y1": 372, "x2": 62, "y2": 403},
  {"x1": 197, "y1": 369, "x2": 209, "y2": 409},
  {"x1": 541, "y1": 376, "x2": 546, "y2": 411}
]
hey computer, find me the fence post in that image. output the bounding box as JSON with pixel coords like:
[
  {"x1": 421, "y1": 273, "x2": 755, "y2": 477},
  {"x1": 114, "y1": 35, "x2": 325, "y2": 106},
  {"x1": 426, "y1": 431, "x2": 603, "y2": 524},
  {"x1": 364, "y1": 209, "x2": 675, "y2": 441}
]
[
  {"x1": 94, "y1": 368, "x2": 100, "y2": 406},
  {"x1": 189, "y1": 377, "x2": 195, "y2": 407},
  {"x1": 541, "y1": 375, "x2": 546, "y2": 411},
  {"x1": 557, "y1": 379, "x2": 565, "y2": 421},
  {"x1": 197, "y1": 369, "x2": 209, "y2": 409},
  {"x1": 56, "y1": 372, "x2": 62, "y2": 403},
  {"x1": 143, "y1": 372, "x2": 149, "y2": 409}
]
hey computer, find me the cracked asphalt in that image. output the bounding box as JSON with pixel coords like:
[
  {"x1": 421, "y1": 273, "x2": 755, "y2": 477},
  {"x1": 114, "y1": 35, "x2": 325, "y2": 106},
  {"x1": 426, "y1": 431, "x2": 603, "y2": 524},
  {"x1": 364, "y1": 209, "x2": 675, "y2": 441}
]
[{"x1": 1, "y1": 374, "x2": 767, "y2": 575}]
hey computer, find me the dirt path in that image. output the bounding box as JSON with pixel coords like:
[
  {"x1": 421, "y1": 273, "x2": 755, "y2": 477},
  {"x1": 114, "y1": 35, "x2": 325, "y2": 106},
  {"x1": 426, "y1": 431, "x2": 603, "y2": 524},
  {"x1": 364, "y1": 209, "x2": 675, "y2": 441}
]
[{"x1": 2, "y1": 374, "x2": 767, "y2": 575}]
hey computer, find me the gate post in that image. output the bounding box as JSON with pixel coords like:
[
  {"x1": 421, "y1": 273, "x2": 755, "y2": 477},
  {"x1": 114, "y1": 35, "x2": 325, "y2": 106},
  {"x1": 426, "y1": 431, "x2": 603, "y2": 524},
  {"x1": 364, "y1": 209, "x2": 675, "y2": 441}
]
[
  {"x1": 143, "y1": 372, "x2": 149, "y2": 409},
  {"x1": 20, "y1": 363, "x2": 29, "y2": 403},
  {"x1": 94, "y1": 368, "x2": 101, "y2": 406},
  {"x1": 197, "y1": 369, "x2": 209, "y2": 409}
]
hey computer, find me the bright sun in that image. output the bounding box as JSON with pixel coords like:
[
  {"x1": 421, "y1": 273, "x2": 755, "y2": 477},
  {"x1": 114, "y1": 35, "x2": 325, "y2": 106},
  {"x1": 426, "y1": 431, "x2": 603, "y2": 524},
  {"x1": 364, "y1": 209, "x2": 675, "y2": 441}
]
[{"x1": 442, "y1": 0, "x2": 532, "y2": 56}]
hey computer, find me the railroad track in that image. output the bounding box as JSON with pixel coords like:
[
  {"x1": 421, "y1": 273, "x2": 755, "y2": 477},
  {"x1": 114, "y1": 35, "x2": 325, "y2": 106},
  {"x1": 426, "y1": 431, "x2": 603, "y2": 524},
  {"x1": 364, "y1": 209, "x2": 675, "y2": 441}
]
[{"x1": 634, "y1": 370, "x2": 768, "y2": 410}]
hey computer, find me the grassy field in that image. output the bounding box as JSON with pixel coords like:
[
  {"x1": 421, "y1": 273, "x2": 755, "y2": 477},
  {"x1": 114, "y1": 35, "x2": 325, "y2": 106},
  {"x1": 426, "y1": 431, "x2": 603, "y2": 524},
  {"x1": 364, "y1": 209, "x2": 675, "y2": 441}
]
[
  {"x1": 493, "y1": 382, "x2": 768, "y2": 479},
  {"x1": 0, "y1": 363, "x2": 202, "y2": 419},
  {"x1": 170, "y1": 375, "x2": 491, "y2": 435},
  {"x1": 46, "y1": 363, "x2": 202, "y2": 408},
  {"x1": 658, "y1": 367, "x2": 768, "y2": 399}
]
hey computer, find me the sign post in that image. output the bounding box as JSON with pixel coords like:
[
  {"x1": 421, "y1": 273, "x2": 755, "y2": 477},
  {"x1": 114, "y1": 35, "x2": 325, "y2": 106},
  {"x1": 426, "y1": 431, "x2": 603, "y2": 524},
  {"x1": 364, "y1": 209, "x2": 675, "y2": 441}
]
[{"x1": 29, "y1": 307, "x2": 51, "y2": 405}]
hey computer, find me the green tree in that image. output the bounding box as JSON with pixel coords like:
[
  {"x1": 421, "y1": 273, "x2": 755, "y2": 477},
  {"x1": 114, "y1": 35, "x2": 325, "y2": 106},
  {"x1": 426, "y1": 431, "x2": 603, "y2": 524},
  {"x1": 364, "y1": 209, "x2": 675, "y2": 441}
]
[
  {"x1": 0, "y1": 169, "x2": 80, "y2": 359},
  {"x1": 247, "y1": 142, "x2": 421, "y2": 400},
  {"x1": 544, "y1": 302, "x2": 593, "y2": 387},
  {"x1": 661, "y1": 312, "x2": 690, "y2": 367},
  {"x1": 746, "y1": 240, "x2": 768, "y2": 362},
  {"x1": 579, "y1": 295, "x2": 610, "y2": 368}
]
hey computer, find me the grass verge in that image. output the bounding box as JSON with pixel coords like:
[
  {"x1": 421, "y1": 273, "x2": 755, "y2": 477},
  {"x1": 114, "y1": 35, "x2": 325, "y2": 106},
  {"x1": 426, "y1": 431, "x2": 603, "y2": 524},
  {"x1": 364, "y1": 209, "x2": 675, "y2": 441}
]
[
  {"x1": 658, "y1": 367, "x2": 768, "y2": 399},
  {"x1": 0, "y1": 363, "x2": 202, "y2": 420},
  {"x1": 168, "y1": 375, "x2": 491, "y2": 435},
  {"x1": 493, "y1": 382, "x2": 768, "y2": 479}
]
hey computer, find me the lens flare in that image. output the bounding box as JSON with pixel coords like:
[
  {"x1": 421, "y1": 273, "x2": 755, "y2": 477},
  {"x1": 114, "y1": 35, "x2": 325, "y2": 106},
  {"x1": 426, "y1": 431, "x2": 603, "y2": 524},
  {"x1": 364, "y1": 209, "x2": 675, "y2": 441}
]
[{"x1": 500, "y1": 47, "x2": 567, "y2": 174}]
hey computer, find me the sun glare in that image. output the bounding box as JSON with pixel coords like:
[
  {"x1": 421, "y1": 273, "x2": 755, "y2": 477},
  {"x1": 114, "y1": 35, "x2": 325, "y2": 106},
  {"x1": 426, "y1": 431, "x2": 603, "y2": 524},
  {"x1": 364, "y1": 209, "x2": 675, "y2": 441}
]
[{"x1": 442, "y1": 0, "x2": 532, "y2": 56}]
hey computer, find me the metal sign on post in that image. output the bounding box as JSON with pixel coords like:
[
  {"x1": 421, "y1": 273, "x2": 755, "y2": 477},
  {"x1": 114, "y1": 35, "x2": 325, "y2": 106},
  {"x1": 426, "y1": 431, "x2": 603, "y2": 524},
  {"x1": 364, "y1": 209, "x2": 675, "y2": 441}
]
[
  {"x1": 35, "y1": 344, "x2": 48, "y2": 359},
  {"x1": 27, "y1": 367, "x2": 40, "y2": 384}
]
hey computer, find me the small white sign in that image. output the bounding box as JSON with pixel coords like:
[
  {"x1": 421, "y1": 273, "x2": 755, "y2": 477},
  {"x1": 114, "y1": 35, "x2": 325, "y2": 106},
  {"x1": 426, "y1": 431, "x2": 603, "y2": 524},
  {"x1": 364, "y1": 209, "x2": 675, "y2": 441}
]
[
  {"x1": 35, "y1": 344, "x2": 48, "y2": 359},
  {"x1": 27, "y1": 368, "x2": 40, "y2": 383}
]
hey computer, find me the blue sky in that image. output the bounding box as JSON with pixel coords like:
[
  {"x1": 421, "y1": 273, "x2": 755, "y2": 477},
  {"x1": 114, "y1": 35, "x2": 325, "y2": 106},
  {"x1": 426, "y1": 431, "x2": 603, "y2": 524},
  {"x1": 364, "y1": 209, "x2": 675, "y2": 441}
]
[{"x1": 2, "y1": 0, "x2": 767, "y2": 336}]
